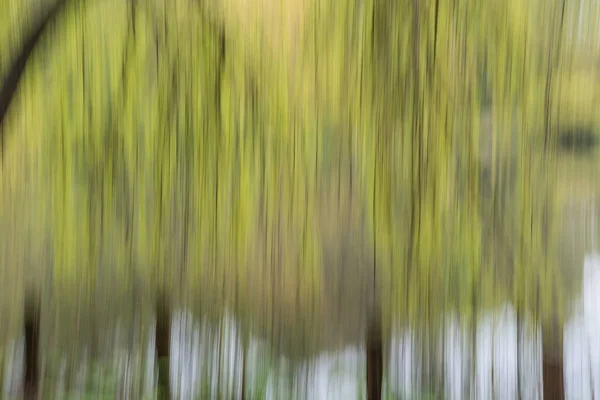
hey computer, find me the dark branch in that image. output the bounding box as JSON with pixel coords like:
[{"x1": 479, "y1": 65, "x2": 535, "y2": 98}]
[{"x1": 0, "y1": 0, "x2": 67, "y2": 157}]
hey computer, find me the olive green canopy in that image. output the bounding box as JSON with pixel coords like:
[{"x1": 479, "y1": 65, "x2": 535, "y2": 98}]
[{"x1": 1, "y1": 0, "x2": 600, "y2": 360}]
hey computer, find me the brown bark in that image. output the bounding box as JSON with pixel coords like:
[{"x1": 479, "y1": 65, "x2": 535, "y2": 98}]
[
  {"x1": 542, "y1": 360, "x2": 564, "y2": 400},
  {"x1": 24, "y1": 297, "x2": 40, "y2": 399},
  {"x1": 366, "y1": 315, "x2": 383, "y2": 400},
  {"x1": 155, "y1": 297, "x2": 171, "y2": 400},
  {"x1": 542, "y1": 326, "x2": 564, "y2": 400},
  {"x1": 240, "y1": 343, "x2": 246, "y2": 400}
]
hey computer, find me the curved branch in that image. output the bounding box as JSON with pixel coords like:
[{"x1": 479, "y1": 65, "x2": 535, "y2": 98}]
[{"x1": 0, "y1": 0, "x2": 67, "y2": 157}]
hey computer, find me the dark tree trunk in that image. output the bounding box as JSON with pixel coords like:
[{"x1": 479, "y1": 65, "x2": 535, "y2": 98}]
[
  {"x1": 155, "y1": 297, "x2": 171, "y2": 400},
  {"x1": 240, "y1": 344, "x2": 246, "y2": 400},
  {"x1": 542, "y1": 360, "x2": 564, "y2": 400},
  {"x1": 23, "y1": 296, "x2": 40, "y2": 399},
  {"x1": 542, "y1": 327, "x2": 564, "y2": 400},
  {"x1": 366, "y1": 315, "x2": 383, "y2": 400}
]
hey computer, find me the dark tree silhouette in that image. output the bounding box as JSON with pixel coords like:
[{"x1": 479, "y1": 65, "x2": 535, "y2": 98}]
[
  {"x1": 0, "y1": 0, "x2": 66, "y2": 156},
  {"x1": 23, "y1": 295, "x2": 40, "y2": 398}
]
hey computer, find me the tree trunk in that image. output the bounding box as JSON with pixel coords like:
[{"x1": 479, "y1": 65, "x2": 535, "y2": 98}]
[
  {"x1": 24, "y1": 296, "x2": 40, "y2": 399},
  {"x1": 240, "y1": 342, "x2": 246, "y2": 400},
  {"x1": 542, "y1": 327, "x2": 564, "y2": 400},
  {"x1": 366, "y1": 315, "x2": 383, "y2": 400},
  {"x1": 542, "y1": 361, "x2": 564, "y2": 400},
  {"x1": 155, "y1": 296, "x2": 171, "y2": 400}
]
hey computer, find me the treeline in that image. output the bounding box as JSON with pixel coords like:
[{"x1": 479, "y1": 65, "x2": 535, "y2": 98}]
[{"x1": 1, "y1": 0, "x2": 599, "y2": 397}]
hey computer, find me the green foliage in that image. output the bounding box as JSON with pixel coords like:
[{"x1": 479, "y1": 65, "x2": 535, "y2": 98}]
[{"x1": 2, "y1": 0, "x2": 600, "y2": 378}]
